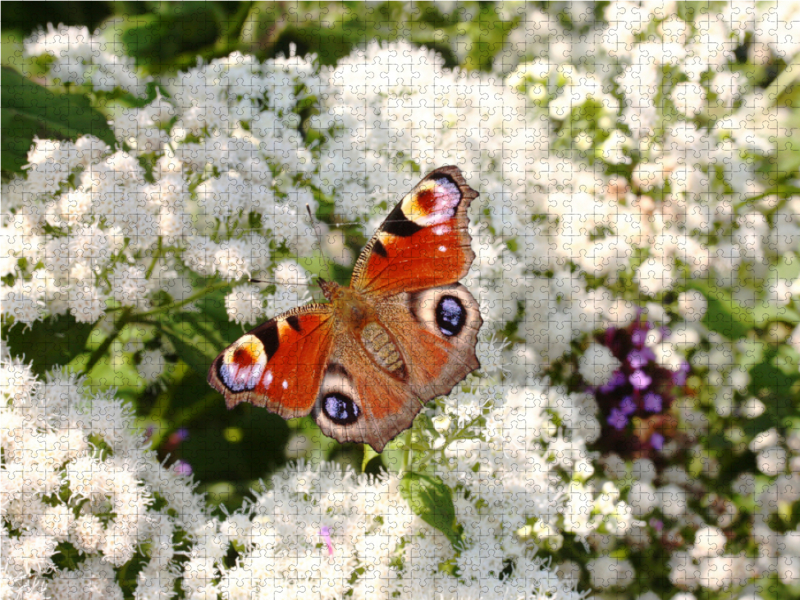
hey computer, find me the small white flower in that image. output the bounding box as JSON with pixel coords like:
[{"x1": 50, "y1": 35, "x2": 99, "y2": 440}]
[
  {"x1": 587, "y1": 556, "x2": 635, "y2": 589},
  {"x1": 68, "y1": 284, "x2": 106, "y2": 323},
  {"x1": 578, "y1": 342, "x2": 622, "y2": 386},
  {"x1": 757, "y1": 446, "x2": 788, "y2": 476},
  {"x1": 628, "y1": 481, "x2": 659, "y2": 517},
  {"x1": 273, "y1": 260, "x2": 310, "y2": 287},
  {"x1": 475, "y1": 333, "x2": 511, "y2": 378},
  {"x1": 635, "y1": 256, "x2": 677, "y2": 295},
  {"x1": 741, "y1": 397, "x2": 766, "y2": 418},
  {"x1": 659, "y1": 484, "x2": 688, "y2": 518},
  {"x1": 432, "y1": 414, "x2": 452, "y2": 434},
  {"x1": 677, "y1": 290, "x2": 708, "y2": 322},
  {"x1": 632, "y1": 162, "x2": 666, "y2": 191},
  {"x1": 691, "y1": 526, "x2": 727, "y2": 559},
  {"x1": 2, "y1": 278, "x2": 45, "y2": 324},
  {"x1": 225, "y1": 284, "x2": 266, "y2": 325},
  {"x1": 672, "y1": 82, "x2": 706, "y2": 116},
  {"x1": 750, "y1": 428, "x2": 781, "y2": 452},
  {"x1": 213, "y1": 239, "x2": 254, "y2": 281},
  {"x1": 598, "y1": 130, "x2": 632, "y2": 164},
  {"x1": 110, "y1": 264, "x2": 149, "y2": 308}
]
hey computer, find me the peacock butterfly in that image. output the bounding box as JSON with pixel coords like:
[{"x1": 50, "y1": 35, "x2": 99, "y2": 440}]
[{"x1": 207, "y1": 166, "x2": 483, "y2": 452}]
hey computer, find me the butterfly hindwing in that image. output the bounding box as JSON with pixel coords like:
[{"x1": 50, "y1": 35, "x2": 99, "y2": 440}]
[
  {"x1": 311, "y1": 283, "x2": 482, "y2": 452},
  {"x1": 311, "y1": 354, "x2": 420, "y2": 452},
  {"x1": 208, "y1": 304, "x2": 335, "y2": 419},
  {"x1": 350, "y1": 166, "x2": 478, "y2": 298},
  {"x1": 380, "y1": 282, "x2": 482, "y2": 401}
]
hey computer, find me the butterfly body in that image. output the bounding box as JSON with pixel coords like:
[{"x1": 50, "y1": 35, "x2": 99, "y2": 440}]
[
  {"x1": 208, "y1": 166, "x2": 482, "y2": 451},
  {"x1": 318, "y1": 279, "x2": 408, "y2": 378}
]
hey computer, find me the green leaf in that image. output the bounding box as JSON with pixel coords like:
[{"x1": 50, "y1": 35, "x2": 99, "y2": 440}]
[
  {"x1": 362, "y1": 444, "x2": 381, "y2": 472},
  {"x1": 753, "y1": 303, "x2": 800, "y2": 327},
  {"x1": 399, "y1": 472, "x2": 462, "y2": 548},
  {"x1": 688, "y1": 280, "x2": 754, "y2": 340},
  {"x1": 3, "y1": 313, "x2": 96, "y2": 375},
  {"x1": 114, "y1": 7, "x2": 220, "y2": 72},
  {"x1": 1, "y1": 66, "x2": 117, "y2": 175},
  {"x1": 155, "y1": 285, "x2": 243, "y2": 375},
  {"x1": 157, "y1": 311, "x2": 228, "y2": 376}
]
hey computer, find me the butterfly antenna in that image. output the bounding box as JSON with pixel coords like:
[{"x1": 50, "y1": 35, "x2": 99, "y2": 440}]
[
  {"x1": 306, "y1": 204, "x2": 333, "y2": 284},
  {"x1": 306, "y1": 204, "x2": 325, "y2": 253}
]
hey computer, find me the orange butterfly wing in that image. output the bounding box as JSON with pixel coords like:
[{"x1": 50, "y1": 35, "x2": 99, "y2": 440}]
[
  {"x1": 207, "y1": 305, "x2": 335, "y2": 419},
  {"x1": 350, "y1": 166, "x2": 478, "y2": 297}
]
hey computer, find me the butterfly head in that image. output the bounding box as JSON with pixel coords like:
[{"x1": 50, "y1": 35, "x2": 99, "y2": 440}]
[
  {"x1": 318, "y1": 279, "x2": 373, "y2": 330},
  {"x1": 317, "y1": 278, "x2": 340, "y2": 301}
]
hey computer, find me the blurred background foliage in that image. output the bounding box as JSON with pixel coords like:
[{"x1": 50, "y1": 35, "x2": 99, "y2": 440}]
[{"x1": 1, "y1": 1, "x2": 529, "y2": 76}]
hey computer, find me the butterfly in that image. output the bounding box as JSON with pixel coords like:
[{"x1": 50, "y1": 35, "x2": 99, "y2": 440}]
[{"x1": 207, "y1": 166, "x2": 483, "y2": 452}]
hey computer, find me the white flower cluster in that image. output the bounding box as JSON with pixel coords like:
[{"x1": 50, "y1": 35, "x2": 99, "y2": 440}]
[
  {"x1": 0, "y1": 358, "x2": 207, "y2": 600},
  {"x1": 23, "y1": 22, "x2": 145, "y2": 95},
  {"x1": 492, "y1": 3, "x2": 800, "y2": 596},
  {"x1": 191, "y1": 382, "x2": 619, "y2": 600},
  {"x1": 205, "y1": 460, "x2": 585, "y2": 600},
  {"x1": 3, "y1": 46, "x2": 326, "y2": 354},
  {"x1": 4, "y1": 1, "x2": 800, "y2": 598},
  {"x1": 308, "y1": 5, "x2": 797, "y2": 387},
  {"x1": 0, "y1": 358, "x2": 608, "y2": 600}
]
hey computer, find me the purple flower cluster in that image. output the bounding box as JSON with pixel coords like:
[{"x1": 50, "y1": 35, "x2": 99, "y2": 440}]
[{"x1": 590, "y1": 313, "x2": 689, "y2": 460}]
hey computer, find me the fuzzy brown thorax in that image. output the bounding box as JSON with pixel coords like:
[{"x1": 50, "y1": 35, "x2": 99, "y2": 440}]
[
  {"x1": 319, "y1": 280, "x2": 372, "y2": 330},
  {"x1": 318, "y1": 279, "x2": 405, "y2": 377}
]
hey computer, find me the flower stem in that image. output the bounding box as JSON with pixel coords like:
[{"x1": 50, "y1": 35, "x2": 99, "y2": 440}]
[
  {"x1": 400, "y1": 428, "x2": 413, "y2": 476},
  {"x1": 145, "y1": 238, "x2": 163, "y2": 280},
  {"x1": 136, "y1": 280, "x2": 232, "y2": 318},
  {"x1": 80, "y1": 307, "x2": 132, "y2": 377}
]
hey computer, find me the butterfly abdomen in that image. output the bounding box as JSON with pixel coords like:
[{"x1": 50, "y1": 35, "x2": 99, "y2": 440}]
[{"x1": 361, "y1": 322, "x2": 406, "y2": 378}]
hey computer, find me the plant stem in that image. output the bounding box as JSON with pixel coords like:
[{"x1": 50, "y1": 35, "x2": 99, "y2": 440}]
[
  {"x1": 80, "y1": 307, "x2": 132, "y2": 377},
  {"x1": 767, "y1": 52, "x2": 800, "y2": 104},
  {"x1": 400, "y1": 429, "x2": 413, "y2": 476},
  {"x1": 145, "y1": 238, "x2": 163, "y2": 279},
  {"x1": 136, "y1": 281, "x2": 232, "y2": 318},
  {"x1": 734, "y1": 185, "x2": 800, "y2": 210}
]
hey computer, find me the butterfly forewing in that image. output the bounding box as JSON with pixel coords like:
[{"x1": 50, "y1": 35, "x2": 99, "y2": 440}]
[
  {"x1": 350, "y1": 166, "x2": 478, "y2": 298},
  {"x1": 208, "y1": 305, "x2": 335, "y2": 419}
]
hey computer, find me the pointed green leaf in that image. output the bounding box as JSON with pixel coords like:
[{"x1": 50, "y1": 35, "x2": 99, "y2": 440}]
[
  {"x1": 157, "y1": 312, "x2": 227, "y2": 376},
  {"x1": 399, "y1": 472, "x2": 462, "y2": 548},
  {"x1": 688, "y1": 281, "x2": 754, "y2": 340},
  {"x1": 1, "y1": 67, "x2": 116, "y2": 175}
]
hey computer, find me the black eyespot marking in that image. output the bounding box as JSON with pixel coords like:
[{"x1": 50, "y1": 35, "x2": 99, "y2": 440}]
[
  {"x1": 322, "y1": 392, "x2": 360, "y2": 425},
  {"x1": 382, "y1": 202, "x2": 424, "y2": 237},
  {"x1": 255, "y1": 321, "x2": 279, "y2": 360},
  {"x1": 286, "y1": 315, "x2": 302, "y2": 331},
  {"x1": 372, "y1": 239, "x2": 388, "y2": 257},
  {"x1": 436, "y1": 295, "x2": 466, "y2": 337}
]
